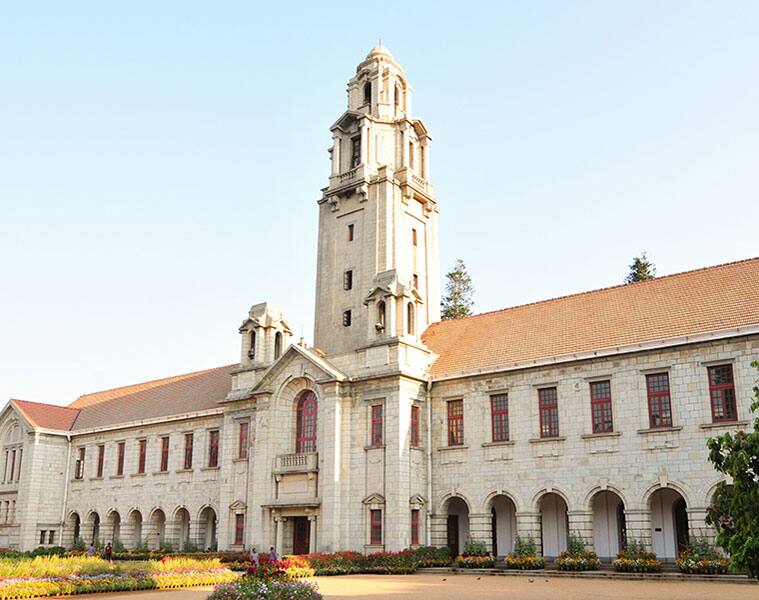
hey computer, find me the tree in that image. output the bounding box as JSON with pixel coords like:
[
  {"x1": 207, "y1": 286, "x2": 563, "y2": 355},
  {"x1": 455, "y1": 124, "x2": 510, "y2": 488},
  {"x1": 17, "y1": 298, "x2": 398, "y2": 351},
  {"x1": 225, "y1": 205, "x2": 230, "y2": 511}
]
[
  {"x1": 706, "y1": 360, "x2": 759, "y2": 578},
  {"x1": 624, "y1": 252, "x2": 656, "y2": 283},
  {"x1": 441, "y1": 259, "x2": 474, "y2": 320}
]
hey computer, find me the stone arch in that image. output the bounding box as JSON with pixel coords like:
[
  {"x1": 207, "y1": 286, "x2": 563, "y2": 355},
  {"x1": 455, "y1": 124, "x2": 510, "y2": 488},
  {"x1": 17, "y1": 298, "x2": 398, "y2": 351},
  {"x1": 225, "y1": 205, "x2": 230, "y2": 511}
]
[
  {"x1": 640, "y1": 480, "x2": 694, "y2": 509},
  {"x1": 197, "y1": 505, "x2": 218, "y2": 551},
  {"x1": 485, "y1": 492, "x2": 518, "y2": 557},
  {"x1": 105, "y1": 509, "x2": 121, "y2": 546},
  {"x1": 589, "y1": 489, "x2": 626, "y2": 560},
  {"x1": 704, "y1": 479, "x2": 732, "y2": 506},
  {"x1": 531, "y1": 486, "x2": 572, "y2": 513},
  {"x1": 437, "y1": 491, "x2": 474, "y2": 515},
  {"x1": 483, "y1": 490, "x2": 522, "y2": 514},
  {"x1": 536, "y1": 491, "x2": 569, "y2": 559},
  {"x1": 582, "y1": 484, "x2": 629, "y2": 512},
  {"x1": 172, "y1": 506, "x2": 192, "y2": 551},
  {"x1": 647, "y1": 486, "x2": 690, "y2": 560},
  {"x1": 64, "y1": 511, "x2": 81, "y2": 547},
  {"x1": 85, "y1": 510, "x2": 101, "y2": 545},
  {"x1": 147, "y1": 507, "x2": 166, "y2": 550},
  {"x1": 127, "y1": 509, "x2": 143, "y2": 549}
]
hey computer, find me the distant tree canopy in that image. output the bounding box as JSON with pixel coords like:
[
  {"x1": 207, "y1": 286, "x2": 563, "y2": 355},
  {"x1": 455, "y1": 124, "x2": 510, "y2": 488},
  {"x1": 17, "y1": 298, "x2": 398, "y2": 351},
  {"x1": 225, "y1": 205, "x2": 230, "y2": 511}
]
[
  {"x1": 441, "y1": 259, "x2": 474, "y2": 320},
  {"x1": 625, "y1": 252, "x2": 657, "y2": 283}
]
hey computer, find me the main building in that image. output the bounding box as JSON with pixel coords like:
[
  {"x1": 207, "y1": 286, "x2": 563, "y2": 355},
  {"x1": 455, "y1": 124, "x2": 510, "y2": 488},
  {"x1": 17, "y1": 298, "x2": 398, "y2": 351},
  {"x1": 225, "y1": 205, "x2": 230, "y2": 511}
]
[{"x1": 2, "y1": 47, "x2": 758, "y2": 561}]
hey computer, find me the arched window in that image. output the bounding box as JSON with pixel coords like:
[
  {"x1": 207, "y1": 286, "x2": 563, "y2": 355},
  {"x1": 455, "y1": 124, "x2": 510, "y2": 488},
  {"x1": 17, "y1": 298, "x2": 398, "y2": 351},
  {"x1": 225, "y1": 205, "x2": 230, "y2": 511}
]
[
  {"x1": 248, "y1": 331, "x2": 256, "y2": 359},
  {"x1": 295, "y1": 391, "x2": 318, "y2": 453},
  {"x1": 377, "y1": 301, "x2": 386, "y2": 333},
  {"x1": 363, "y1": 81, "x2": 372, "y2": 105},
  {"x1": 407, "y1": 303, "x2": 415, "y2": 336},
  {"x1": 274, "y1": 332, "x2": 283, "y2": 359}
]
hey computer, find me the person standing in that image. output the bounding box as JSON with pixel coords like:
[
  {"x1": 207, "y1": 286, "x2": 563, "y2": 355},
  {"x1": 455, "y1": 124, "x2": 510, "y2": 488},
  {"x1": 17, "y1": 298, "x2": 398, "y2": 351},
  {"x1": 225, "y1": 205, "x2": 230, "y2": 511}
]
[
  {"x1": 104, "y1": 542, "x2": 113, "y2": 562},
  {"x1": 87, "y1": 544, "x2": 95, "y2": 557},
  {"x1": 249, "y1": 546, "x2": 259, "y2": 565},
  {"x1": 268, "y1": 546, "x2": 277, "y2": 562}
]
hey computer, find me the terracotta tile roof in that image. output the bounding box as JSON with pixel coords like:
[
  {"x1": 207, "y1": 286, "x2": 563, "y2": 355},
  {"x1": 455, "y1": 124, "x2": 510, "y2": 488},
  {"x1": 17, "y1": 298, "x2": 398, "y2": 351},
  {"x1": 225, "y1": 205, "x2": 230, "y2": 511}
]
[
  {"x1": 10, "y1": 399, "x2": 80, "y2": 431},
  {"x1": 423, "y1": 257, "x2": 759, "y2": 379},
  {"x1": 69, "y1": 364, "x2": 237, "y2": 431}
]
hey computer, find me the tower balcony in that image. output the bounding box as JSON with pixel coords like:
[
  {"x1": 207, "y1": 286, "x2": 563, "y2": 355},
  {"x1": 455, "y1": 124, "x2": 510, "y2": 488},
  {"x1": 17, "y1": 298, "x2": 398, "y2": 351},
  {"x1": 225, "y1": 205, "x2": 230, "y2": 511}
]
[
  {"x1": 395, "y1": 168, "x2": 433, "y2": 200},
  {"x1": 274, "y1": 452, "x2": 319, "y2": 475},
  {"x1": 329, "y1": 164, "x2": 371, "y2": 191}
]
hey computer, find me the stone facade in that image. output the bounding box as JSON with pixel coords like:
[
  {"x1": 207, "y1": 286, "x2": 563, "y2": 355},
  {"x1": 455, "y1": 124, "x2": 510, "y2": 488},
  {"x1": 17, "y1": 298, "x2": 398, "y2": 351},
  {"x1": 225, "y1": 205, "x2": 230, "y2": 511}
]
[{"x1": 1, "y1": 47, "x2": 756, "y2": 562}]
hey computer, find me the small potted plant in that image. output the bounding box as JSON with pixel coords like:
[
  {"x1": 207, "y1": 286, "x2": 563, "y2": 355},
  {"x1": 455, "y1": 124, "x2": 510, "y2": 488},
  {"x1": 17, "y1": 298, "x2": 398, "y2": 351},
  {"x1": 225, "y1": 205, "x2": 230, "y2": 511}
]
[{"x1": 504, "y1": 536, "x2": 545, "y2": 570}]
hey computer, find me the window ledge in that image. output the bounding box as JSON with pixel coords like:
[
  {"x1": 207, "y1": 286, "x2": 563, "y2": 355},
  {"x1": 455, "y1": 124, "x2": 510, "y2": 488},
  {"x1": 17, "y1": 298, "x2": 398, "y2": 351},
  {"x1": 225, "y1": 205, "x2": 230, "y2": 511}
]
[
  {"x1": 364, "y1": 445, "x2": 385, "y2": 451},
  {"x1": 233, "y1": 457, "x2": 249, "y2": 463},
  {"x1": 109, "y1": 475, "x2": 125, "y2": 480},
  {"x1": 528, "y1": 436, "x2": 566, "y2": 444},
  {"x1": 481, "y1": 441, "x2": 515, "y2": 448},
  {"x1": 90, "y1": 476, "x2": 104, "y2": 481},
  {"x1": 201, "y1": 466, "x2": 220, "y2": 471},
  {"x1": 581, "y1": 432, "x2": 622, "y2": 440},
  {"x1": 637, "y1": 426, "x2": 683, "y2": 435},
  {"x1": 699, "y1": 420, "x2": 749, "y2": 430},
  {"x1": 437, "y1": 445, "x2": 468, "y2": 452},
  {"x1": 175, "y1": 468, "x2": 194, "y2": 474},
  {"x1": 152, "y1": 471, "x2": 169, "y2": 476},
  {"x1": 364, "y1": 544, "x2": 385, "y2": 551},
  {"x1": 130, "y1": 473, "x2": 147, "y2": 478},
  {"x1": 410, "y1": 446, "x2": 425, "y2": 451}
]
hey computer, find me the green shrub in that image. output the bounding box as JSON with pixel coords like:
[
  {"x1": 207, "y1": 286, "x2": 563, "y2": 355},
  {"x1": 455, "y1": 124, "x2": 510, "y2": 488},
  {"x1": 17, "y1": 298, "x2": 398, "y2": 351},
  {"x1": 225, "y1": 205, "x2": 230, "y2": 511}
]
[
  {"x1": 463, "y1": 539, "x2": 488, "y2": 557},
  {"x1": 676, "y1": 537, "x2": 729, "y2": 574},
  {"x1": 407, "y1": 545, "x2": 451, "y2": 567},
  {"x1": 567, "y1": 533, "x2": 587, "y2": 555},
  {"x1": 612, "y1": 540, "x2": 662, "y2": 572},
  {"x1": 556, "y1": 550, "x2": 600, "y2": 571},
  {"x1": 513, "y1": 536, "x2": 537, "y2": 557},
  {"x1": 504, "y1": 554, "x2": 544, "y2": 570},
  {"x1": 456, "y1": 555, "x2": 494, "y2": 568}
]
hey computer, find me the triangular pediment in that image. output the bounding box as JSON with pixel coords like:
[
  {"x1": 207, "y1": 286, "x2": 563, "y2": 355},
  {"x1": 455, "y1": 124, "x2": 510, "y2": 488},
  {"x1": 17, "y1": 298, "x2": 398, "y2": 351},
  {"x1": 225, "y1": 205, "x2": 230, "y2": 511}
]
[
  {"x1": 254, "y1": 344, "x2": 348, "y2": 391},
  {"x1": 229, "y1": 500, "x2": 247, "y2": 511},
  {"x1": 362, "y1": 493, "x2": 385, "y2": 505},
  {"x1": 330, "y1": 111, "x2": 361, "y2": 132}
]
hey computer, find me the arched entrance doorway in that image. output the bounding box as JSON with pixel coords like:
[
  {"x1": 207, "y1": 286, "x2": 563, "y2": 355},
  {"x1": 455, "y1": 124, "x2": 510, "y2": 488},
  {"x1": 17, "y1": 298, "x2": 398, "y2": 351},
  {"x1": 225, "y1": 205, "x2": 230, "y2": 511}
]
[
  {"x1": 489, "y1": 495, "x2": 517, "y2": 557},
  {"x1": 175, "y1": 508, "x2": 191, "y2": 551},
  {"x1": 128, "y1": 510, "x2": 143, "y2": 549},
  {"x1": 87, "y1": 512, "x2": 101, "y2": 545},
  {"x1": 444, "y1": 497, "x2": 469, "y2": 557},
  {"x1": 540, "y1": 493, "x2": 568, "y2": 558},
  {"x1": 591, "y1": 491, "x2": 625, "y2": 560},
  {"x1": 148, "y1": 509, "x2": 166, "y2": 550},
  {"x1": 107, "y1": 511, "x2": 121, "y2": 546},
  {"x1": 199, "y1": 507, "x2": 217, "y2": 551},
  {"x1": 650, "y1": 488, "x2": 688, "y2": 560}
]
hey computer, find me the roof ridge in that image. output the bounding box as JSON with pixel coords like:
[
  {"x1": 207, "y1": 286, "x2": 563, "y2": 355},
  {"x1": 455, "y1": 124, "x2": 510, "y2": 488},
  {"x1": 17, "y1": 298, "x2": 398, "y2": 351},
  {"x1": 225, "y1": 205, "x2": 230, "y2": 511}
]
[
  {"x1": 431, "y1": 256, "x2": 759, "y2": 326},
  {"x1": 69, "y1": 363, "x2": 239, "y2": 407}
]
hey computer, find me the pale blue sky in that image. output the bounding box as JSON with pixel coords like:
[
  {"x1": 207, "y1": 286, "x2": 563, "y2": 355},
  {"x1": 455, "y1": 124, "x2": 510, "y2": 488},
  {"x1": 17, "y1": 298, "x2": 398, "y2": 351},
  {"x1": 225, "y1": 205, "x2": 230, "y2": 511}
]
[{"x1": 1, "y1": 1, "x2": 757, "y2": 406}]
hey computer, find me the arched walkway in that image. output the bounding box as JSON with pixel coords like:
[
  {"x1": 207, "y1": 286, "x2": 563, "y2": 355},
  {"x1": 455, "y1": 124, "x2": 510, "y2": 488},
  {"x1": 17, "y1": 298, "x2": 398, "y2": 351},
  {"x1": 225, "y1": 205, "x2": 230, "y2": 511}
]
[
  {"x1": 650, "y1": 488, "x2": 688, "y2": 559},
  {"x1": 591, "y1": 491, "x2": 625, "y2": 560},
  {"x1": 106, "y1": 511, "x2": 121, "y2": 546},
  {"x1": 86, "y1": 512, "x2": 101, "y2": 545},
  {"x1": 148, "y1": 509, "x2": 166, "y2": 550},
  {"x1": 128, "y1": 510, "x2": 143, "y2": 549},
  {"x1": 175, "y1": 508, "x2": 191, "y2": 551},
  {"x1": 198, "y1": 507, "x2": 217, "y2": 551},
  {"x1": 539, "y1": 493, "x2": 568, "y2": 558},
  {"x1": 64, "y1": 512, "x2": 81, "y2": 547},
  {"x1": 489, "y1": 495, "x2": 517, "y2": 557},
  {"x1": 444, "y1": 497, "x2": 469, "y2": 557}
]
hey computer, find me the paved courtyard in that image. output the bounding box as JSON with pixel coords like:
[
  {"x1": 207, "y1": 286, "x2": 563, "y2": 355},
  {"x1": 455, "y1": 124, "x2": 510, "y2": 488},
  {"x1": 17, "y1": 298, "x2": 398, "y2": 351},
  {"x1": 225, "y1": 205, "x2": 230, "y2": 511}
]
[{"x1": 82, "y1": 574, "x2": 758, "y2": 600}]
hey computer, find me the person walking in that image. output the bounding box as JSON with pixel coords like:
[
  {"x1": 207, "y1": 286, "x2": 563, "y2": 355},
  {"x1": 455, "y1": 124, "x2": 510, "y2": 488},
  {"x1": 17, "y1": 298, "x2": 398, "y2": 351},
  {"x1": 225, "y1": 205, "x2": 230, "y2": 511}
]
[
  {"x1": 104, "y1": 542, "x2": 113, "y2": 562},
  {"x1": 268, "y1": 546, "x2": 277, "y2": 562},
  {"x1": 249, "y1": 546, "x2": 259, "y2": 565},
  {"x1": 87, "y1": 544, "x2": 95, "y2": 557}
]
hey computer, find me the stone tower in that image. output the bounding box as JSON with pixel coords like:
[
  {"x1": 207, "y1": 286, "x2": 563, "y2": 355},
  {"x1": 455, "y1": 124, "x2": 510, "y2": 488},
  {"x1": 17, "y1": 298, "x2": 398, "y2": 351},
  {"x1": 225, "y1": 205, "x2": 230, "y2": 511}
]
[{"x1": 313, "y1": 46, "x2": 440, "y2": 359}]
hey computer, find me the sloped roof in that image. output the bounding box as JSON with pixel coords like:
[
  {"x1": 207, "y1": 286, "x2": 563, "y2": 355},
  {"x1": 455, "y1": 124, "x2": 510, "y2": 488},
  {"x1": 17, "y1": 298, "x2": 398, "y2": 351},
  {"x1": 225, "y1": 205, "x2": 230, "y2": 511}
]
[
  {"x1": 423, "y1": 257, "x2": 759, "y2": 379},
  {"x1": 10, "y1": 399, "x2": 80, "y2": 431}
]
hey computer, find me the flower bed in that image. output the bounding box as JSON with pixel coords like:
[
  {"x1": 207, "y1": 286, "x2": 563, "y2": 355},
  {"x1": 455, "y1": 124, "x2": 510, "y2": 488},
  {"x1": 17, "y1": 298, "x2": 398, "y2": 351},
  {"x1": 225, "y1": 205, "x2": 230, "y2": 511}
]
[
  {"x1": 409, "y1": 546, "x2": 451, "y2": 567},
  {"x1": 555, "y1": 550, "x2": 601, "y2": 571},
  {"x1": 503, "y1": 555, "x2": 545, "y2": 570},
  {"x1": 283, "y1": 550, "x2": 420, "y2": 576},
  {"x1": 210, "y1": 578, "x2": 321, "y2": 600},
  {"x1": 612, "y1": 556, "x2": 662, "y2": 573},
  {"x1": 676, "y1": 556, "x2": 730, "y2": 574},
  {"x1": 455, "y1": 555, "x2": 494, "y2": 569}
]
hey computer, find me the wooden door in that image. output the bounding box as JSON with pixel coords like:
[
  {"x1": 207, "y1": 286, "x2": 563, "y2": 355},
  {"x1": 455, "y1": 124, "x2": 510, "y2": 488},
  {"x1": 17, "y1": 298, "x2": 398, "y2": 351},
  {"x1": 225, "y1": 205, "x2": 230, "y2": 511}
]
[
  {"x1": 447, "y1": 515, "x2": 459, "y2": 558},
  {"x1": 292, "y1": 517, "x2": 310, "y2": 555}
]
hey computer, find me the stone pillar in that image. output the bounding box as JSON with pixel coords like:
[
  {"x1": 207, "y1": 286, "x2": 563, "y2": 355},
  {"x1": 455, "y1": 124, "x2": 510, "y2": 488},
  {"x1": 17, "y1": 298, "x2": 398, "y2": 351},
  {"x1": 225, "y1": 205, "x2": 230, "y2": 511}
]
[
  {"x1": 308, "y1": 516, "x2": 317, "y2": 553},
  {"x1": 687, "y1": 507, "x2": 711, "y2": 541},
  {"x1": 469, "y1": 513, "x2": 492, "y2": 554},
  {"x1": 515, "y1": 511, "x2": 541, "y2": 554},
  {"x1": 624, "y1": 509, "x2": 652, "y2": 550},
  {"x1": 120, "y1": 523, "x2": 134, "y2": 550},
  {"x1": 190, "y1": 519, "x2": 203, "y2": 550},
  {"x1": 568, "y1": 510, "x2": 594, "y2": 551},
  {"x1": 275, "y1": 517, "x2": 285, "y2": 556},
  {"x1": 430, "y1": 514, "x2": 447, "y2": 549}
]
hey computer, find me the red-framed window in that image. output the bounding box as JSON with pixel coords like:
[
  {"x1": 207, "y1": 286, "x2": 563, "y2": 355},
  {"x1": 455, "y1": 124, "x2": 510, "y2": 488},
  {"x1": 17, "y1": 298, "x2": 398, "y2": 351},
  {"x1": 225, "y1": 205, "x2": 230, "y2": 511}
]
[
  {"x1": 410, "y1": 405, "x2": 420, "y2": 448},
  {"x1": 646, "y1": 373, "x2": 673, "y2": 428},
  {"x1": 238, "y1": 422, "x2": 249, "y2": 459},
  {"x1": 412, "y1": 228, "x2": 418, "y2": 246},
  {"x1": 75, "y1": 447, "x2": 85, "y2": 480},
  {"x1": 96, "y1": 444, "x2": 105, "y2": 478},
  {"x1": 160, "y1": 436, "x2": 170, "y2": 472},
  {"x1": 116, "y1": 442, "x2": 125, "y2": 476},
  {"x1": 370, "y1": 405, "x2": 383, "y2": 447},
  {"x1": 447, "y1": 399, "x2": 464, "y2": 446},
  {"x1": 296, "y1": 391, "x2": 318, "y2": 453},
  {"x1": 539, "y1": 387, "x2": 559, "y2": 438},
  {"x1": 347, "y1": 224, "x2": 355, "y2": 241},
  {"x1": 208, "y1": 430, "x2": 220, "y2": 468},
  {"x1": 234, "y1": 513, "x2": 245, "y2": 545},
  {"x1": 490, "y1": 394, "x2": 509, "y2": 442},
  {"x1": 590, "y1": 380, "x2": 614, "y2": 433},
  {"x1": 137, "y1": 439, "x2": 147, "y2": 474},
  {"x1": 411, "y1": 509, "x2": 420, "y2": 545},
  {"x1": 708, "y1": 365, "x2": 737, "y2": 422},
  {"x1": 184, "y1": 433, "x2": 194, "y2": 470},
  {"x1": 370, "y1": 509, "x2": 382, "y2": 545}
]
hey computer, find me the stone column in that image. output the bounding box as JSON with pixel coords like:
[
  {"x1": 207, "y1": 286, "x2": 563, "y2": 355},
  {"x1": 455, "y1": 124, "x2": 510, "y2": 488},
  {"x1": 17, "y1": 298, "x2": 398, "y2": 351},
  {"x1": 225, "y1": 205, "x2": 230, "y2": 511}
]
[
  {"x1": 515, "y1": 511, "x2": 541, "y2": 554},
  {"x1": 275, "y1": 517, "x2": 285, "y2": 556},
  {"x1": 568, "y1": 510, "x2": 594, "y2": 551},
  {"x1": 687, "y1": 507, "x2": 711, "y2": 541},
  {"x1": 469, "y1": 513, "x2": 492, "y2": 554},
  {"x1": 308, "y1": 516, "x2": 317, "y2": 553},
  {"x1": 624, "y1": 509, "x2": 652, "y2": 550},
  {"x1": 189, "y1": 519, "x2": 203, "y2": 550},
  {"x1": 430, "y1": 514, "x2": 447, "y2": 549}
]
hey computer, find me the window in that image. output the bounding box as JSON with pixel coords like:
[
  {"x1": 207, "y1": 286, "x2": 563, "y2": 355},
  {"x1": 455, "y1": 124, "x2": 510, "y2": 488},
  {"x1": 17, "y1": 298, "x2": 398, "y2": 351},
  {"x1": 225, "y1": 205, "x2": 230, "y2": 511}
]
[
  {"x1": 75, "y1": 447, "x2": 85, "y2": 480},
  {"x1": 708, "y1": 365, "x2": 737, "y2": 422},
  {"x1": 8, "y1": 450, "x2": 14, "y2": 481},
  {"x1": 184, "y1": 433, "x2": 194, "y2": 469},
  {"x1": 590, "y1": 380, "x2": 614, "y2": 433},
  {"x1": 406, "y1": 303, "x2": 415, "y2": 335},
  {"x1": 343, "y1": 270, "x2": 353, "y2": 291},
  {"x1": 295, "y1": 391, "x2": 318, "y2": 453},
  {"x1": 646, "y1": 373, "x2": 673, "y2": 428},
  {"x1": 248, "y1": 330, "x2": 256, "y2": 359},
  {"x1": 411, "y1": 509, "x2": 420, "y2": 545},
  {"x1": 490, "y1": 394, "x2": 509, "y2": 442},
  {"x1": 412, "y1": 274, "x2": 418, "y2": 289},
  {"x1": 394, "y1": 84, "x2": 402, "y2": 110},
  {"x1": 351, "y1": 136, "x2": 361, "y2": 168},
  {"x1": 238, "y1": 422, "x2": 249, "y2": 459},
  {"x1": 15, "y1": 450, "x2": 21, "y2": 482},
  {"x1": 342, "y1": 310, "x2": 352, "y2": 327},
  {"x1": 137, "y1": 439, "x2": 147, "y2": 474},
  {"x1": 116, "y1": 442, "x2": 125, "y2": 476},
  {"x1": 96, "y1": 444, "x2": 105, "y2": 478},
  {"x1": 363, "y1": 81, "x2": 371, "y2": 105},
  {"x1": 408, "y1": 141, "x2": 415, "y2": 169},
  {"x1": 274, "y1": 332, "x2": 283, "y2": 359},
  {"x1": 539, "y1": 387, "x2": 559, "y2": 438},
  {"x1": 234, "y1": 513, "x2": 245, "y2": 545},
  {"x1": 208, "y1": 430, "x2": 220, "y2": 468},
  {"x1": 412, "y1": 228, "x2": 417, "y2": 246},
  {"x1": 370, "y1": 405, "x2": 383, "y2": 447},
  {"x1": 410, "y1": 405, "x2": 420, "y2": 448},
  {"x1": 376, "y1": 301, "x2": 386, "y2": 332},
  {"x1": 370, "y1": 509, "x2": 382, "y2": 545},
  {"x1": 160, "y1": 436, "x2": 170, "y2": 472},
  {"x1": 347, "y1": 223, "x2": 355, "y2": 241},
  {"x1": 447, "y1": 399, "x2": 464, "y2": 446},
  {"x1": 40, "y1": 530, "x2": 46, "y2": 545},
  {"x1": 48, "y1": 531, "x2": 55, "y2": 544}
]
